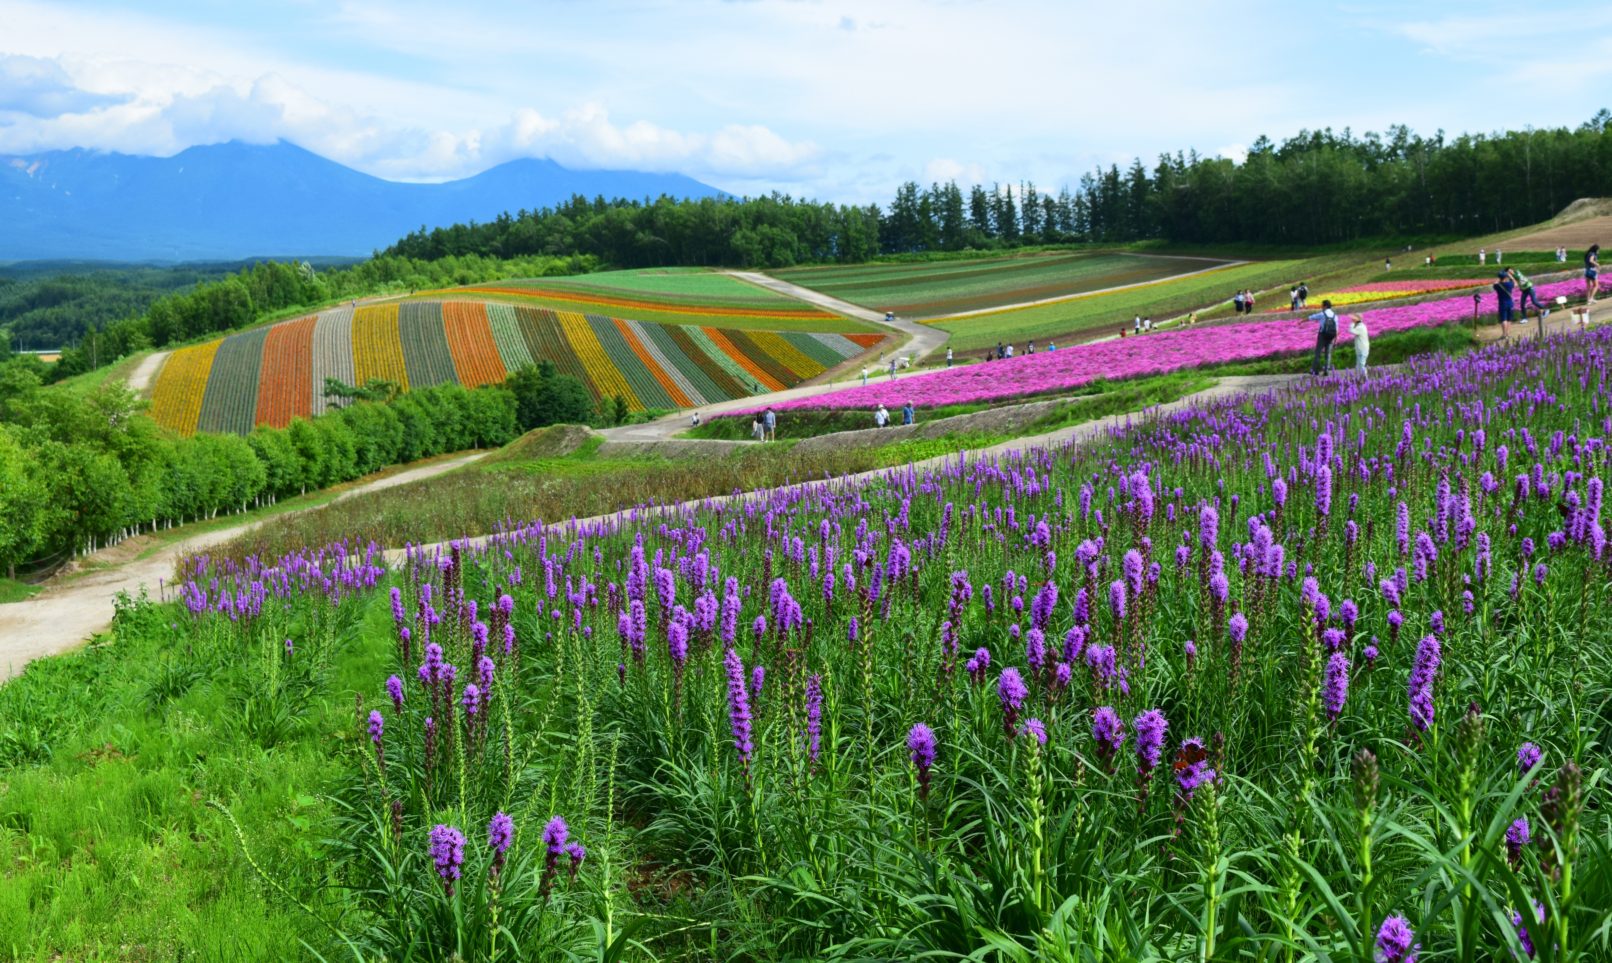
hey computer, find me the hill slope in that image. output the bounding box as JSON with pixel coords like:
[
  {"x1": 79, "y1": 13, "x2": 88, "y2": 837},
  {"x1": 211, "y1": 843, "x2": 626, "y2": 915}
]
[{"x1": 0, "y1": 141, "x2": 725, "y2": 261}]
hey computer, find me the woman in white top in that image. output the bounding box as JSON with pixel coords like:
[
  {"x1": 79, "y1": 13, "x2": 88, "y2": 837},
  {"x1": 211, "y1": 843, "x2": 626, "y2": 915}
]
[{"x1": 1349, "y1": 314, "x2": 1370, "y2": 371}]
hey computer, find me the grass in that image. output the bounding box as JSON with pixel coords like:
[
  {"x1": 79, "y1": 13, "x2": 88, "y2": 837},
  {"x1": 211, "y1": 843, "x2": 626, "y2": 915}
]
[
  {"x1": 415, "y1": 268, "x2": 878, "y2": 333},
  {"x1": 0, "y1": 589, "x2": 376, "y2": 957},
  {"x1": 772, "y1": 251, "x2": 1234, "y2": 317},
  {"x1": 0, "y1": 579, "x2": 41, "y2": 604}
]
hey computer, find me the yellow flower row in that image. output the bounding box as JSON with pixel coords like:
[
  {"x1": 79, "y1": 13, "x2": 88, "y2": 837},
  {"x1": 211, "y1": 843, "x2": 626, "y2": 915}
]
[
  {"x1": 148, "y1": 341, "x2": 221, "y2": 436},
  {"x1": 353, "y1": 304, "x2": 410, "y2": 390},
  {"x1": 748, "y1": 330, "x2": 825, "y2": 379},
  {"x1": 555, "y1": 311, "x2": 640, "y2": 409}
]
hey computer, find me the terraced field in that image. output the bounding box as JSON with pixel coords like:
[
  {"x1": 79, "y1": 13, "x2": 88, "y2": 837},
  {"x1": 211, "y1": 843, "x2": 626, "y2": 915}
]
[
  {"x1": 931, "y1": 259, "x2": 1309, "y2": 353},
  {"x1": 145, "y1": 300, "x2": 885, "y2": 435},
  {"x1": 420, "y1": 268, "x2": 877, "y2": 332},
  {"x1": 772, "y1": 251, "x2": 1235, "y2": 317}
]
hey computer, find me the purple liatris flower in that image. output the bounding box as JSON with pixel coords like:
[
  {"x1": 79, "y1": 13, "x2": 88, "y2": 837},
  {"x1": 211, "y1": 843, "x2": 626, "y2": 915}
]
[
  {"x1": 488, "y1": 811, "x2": 514, "y2": 873},
  {"x1": 429, "y1": 824, "x2": 466, "y2": 893},
  {"x1": 1108, "y1": 579, "x2": 1127, "y2": 621},
  {"x1": 966, "y1": 646, "x2": 991, "y2": 684},
  {"x1": 750, "y1": 664, "x2": 765, "y2": 704},
  {"x1": 1025, "y1": 628, "x2": 1047, "y2": 675},
  {"x1": 1173, "y1": 737, "x2": 1215, "y2": 800},
  {"x1": 540, "y1": 815, "x2": 570, "y2": 896},
  {"x1": 1506, "y1": 817, "x2": 1531, "y2": 867},
  {"x1": 564, "y1": 841, "x2": 586, "y2": 878},
  {"x1": 724, "y1": 647, "x2": 754, "y2": 768},
  {"x1": 367, "y1": 709, "x2": 384, "y2": 746},
  {"x1": 1020, "y1": 718, "x2": 1047, "y2": 746},
  {"x1": 805, "y1": 674, "x2": 823, "y2": 765},
  {"x1": 1517, "y1": 742, "x2": 1542, "y2": 773},
  {"x1": 1228, "y1": 612, "x2": 1248, "y2": 645},
  {"x1": 1408, "y1": 634, "x2": 1441, "y2": 733},
  {"x1": 997, "y1": 668, "x2": 1028, "y2": 734},
  {"x1": 1375, "y1": 914, "x2": 1418, "y2": 963},
  {"x1": 1323, "y1": 651, "x2": 1350, "y2": 721},
  {"x1": 385, "y1": 674, "x2": 404, "y2": 711},
  {"x1": 462, "y1": 683, "x2": 481, "y2": 718},
  {"x1": 1133, "y1": 709, "x2": 1168, "y2": 773},
  {"x1": 907, "y1": 722, "x2": 937, "y2": 799},
  {"x1": 1511, "y1": 901, "x2": 1543, "y2": 958},
  {"x1": 667, "y1": 620, "x2": 688, "y2": 667},
  {"x1": 1092, "y1": 706, "x2": 1126, "y2": 767}
]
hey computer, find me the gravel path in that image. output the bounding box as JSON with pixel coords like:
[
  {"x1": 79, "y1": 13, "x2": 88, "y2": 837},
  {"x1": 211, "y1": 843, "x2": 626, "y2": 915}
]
[{"x1": 125, "y1": 350, "x2": 170, "y2": 394}]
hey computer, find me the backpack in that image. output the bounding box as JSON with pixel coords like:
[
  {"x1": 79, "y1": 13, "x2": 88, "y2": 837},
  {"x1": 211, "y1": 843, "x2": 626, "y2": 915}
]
[{"x1": 1321, "y1": 310, "x2": 1337, "y2": 338}]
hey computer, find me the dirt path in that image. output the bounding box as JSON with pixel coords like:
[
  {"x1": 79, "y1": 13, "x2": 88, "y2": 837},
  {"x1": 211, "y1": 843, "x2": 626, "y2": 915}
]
[
  {"x1": 125, "y1": 350, "x2": 170, "y2": 394},
  {"x1": 0, "y1": 451, "x2": 487, "y2": 680}
]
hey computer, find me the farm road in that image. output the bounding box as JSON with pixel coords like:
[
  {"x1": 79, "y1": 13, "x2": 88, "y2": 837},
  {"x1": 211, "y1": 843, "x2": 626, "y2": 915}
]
[{"x1": 0, "y1": 451, "x2": 486, "y2": 680}]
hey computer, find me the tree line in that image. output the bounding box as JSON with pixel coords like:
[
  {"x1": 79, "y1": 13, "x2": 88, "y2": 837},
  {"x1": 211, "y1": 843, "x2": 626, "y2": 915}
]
[
  {"x1": 385, "y1": 111, "x2": 1612, "y2": 264},
  {"x1": 34, "y1": 252, "x2": 596, "y2": 380},
  {"x1": 0, "y1": 359, "x2": 596, "y2": 578}
]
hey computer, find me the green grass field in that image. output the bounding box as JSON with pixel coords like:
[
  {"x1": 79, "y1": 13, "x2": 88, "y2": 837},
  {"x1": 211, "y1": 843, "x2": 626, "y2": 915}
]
[
  {"x1": 930, "y1": 259, "x2": 1309, "y2": 353},
  {"x1": 772, "y1": 251, "x2": 1235, "y2": 317},
  {"x1": 418, "y1": 268, "x2": 879, "y2": 333}
]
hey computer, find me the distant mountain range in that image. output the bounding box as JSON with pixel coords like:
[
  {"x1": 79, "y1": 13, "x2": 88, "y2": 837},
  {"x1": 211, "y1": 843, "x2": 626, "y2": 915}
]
[{"x1": 0, "y1": 140, "x2": 726, "y2": 262}]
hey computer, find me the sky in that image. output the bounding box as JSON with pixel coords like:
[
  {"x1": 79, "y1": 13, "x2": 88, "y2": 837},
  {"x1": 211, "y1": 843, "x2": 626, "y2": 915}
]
[{"x1": 2, "y1": 0, "x2": 1610, "y2": 203}]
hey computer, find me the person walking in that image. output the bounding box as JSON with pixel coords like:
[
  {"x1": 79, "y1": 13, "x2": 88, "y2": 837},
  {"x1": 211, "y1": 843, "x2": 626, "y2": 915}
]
[
  {"x1": 1243, "y1": 291, "x2": 1254, "y2": 313},
  {"x1": 1349, "y1": 313, "x2": 1370, "y2": 372},
  {"x1": 1004, "y1": 343, "x2": 1014, "y2": 358},
  {"x1": 1586, "y1": 244, "x2": 1601, "y2": 303},
  {"x1": 751, "y1": 416, "x2": 762, "y2": 441},
  {"x1": 1384, "y1": 257, "x2": 1392, "y2": 271},
  {"x1": 1134, "y1": 314, "x2": 1143, "y2": 332},
  {"x1": 945, "y1": 346, "x2": 954, "y2": 367},
  {"x1": 1298, "y1": 281, "x2": 1310, "y2": 307},
  {"x1": 691, "y1": 410, "x2": 701, "y2": 428},
  {"x1": 1232, "y1": 291, "x2": 1245, "y2": 315},
  {"x1": 1290, "y1": 284, "x2": 1300, "y2": 310},
  {"x1": 995, "y1": 341, "x2": 1005, "y2": 360},
  {"x1": 1510, "y1": 267, "x2": 1542, "y2": 320},
  {"x1": 1027, "y1": 339, "x2": 1036, "y2": 354},
  {"x1": 901, "y1": 401, "x2": 914, "y2": 426},
  {"x1": 874, "y1": 404, "x2": 889, "y2": 428},
  {"x1": 1493, "y1": 271, "x2": 1516, "y2": 337},
  {"x1": 1046, "y1": 340, "x2": 1057, "y2": 351},
  {"x1": 888, "y1": 358, "x2": 898, "y2": 380},
  {"x1": 861, "y1": 365, "x2": 869, "y2": 386},
  {"x1": 1479, "y1": 247, "x2": 1487, "y2": 266},
  {"x1": 1496, "y1": 250, "x2": 1503, "y2": 265},
  {"x1": 1304, "y1": 299, "x2": 1340, "y2": 375},
  {"x1": 763, "y1": 407, "x2": 777, "y2": 442}
]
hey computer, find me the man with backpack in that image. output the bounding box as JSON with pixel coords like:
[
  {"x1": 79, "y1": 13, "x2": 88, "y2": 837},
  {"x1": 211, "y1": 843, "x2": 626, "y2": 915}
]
[
  {"x1": 1304, "y1": 299, "x2": 1339, "y2": 376},
  {"x1": 1493, "y1": 271, "x2": 1516, "y2": 336}
]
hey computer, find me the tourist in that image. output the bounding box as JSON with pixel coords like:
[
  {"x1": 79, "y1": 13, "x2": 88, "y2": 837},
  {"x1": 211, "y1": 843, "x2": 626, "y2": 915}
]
[
  {"x1": 885, "y1": 311, "x2": 895, "y2": 323},
  {"x1": 1144, "y1": 316, "x2": 1153, "y2": 331},
  {"x1": 1047, "y1": 340, "x2": 1057, "y2": 351},
  {"x1": 888, "y1": 358, "x2": 897, "y2": 379},
  {"x1": 945, "y1": 346, "x2": 954, "y2": 367},
  {"x1": 861, "y1": 365, "x2": 869, "y2": 386},
  {"x1": 1558, "y1": 246, "x2": 1568, "y2": 263},
  {"x1": 1304, "y1": 299, "x2": 1339, "y2": 375},
  {"x1": 1297, "y1": 282, "x2": 1309, "y2": 307},
  {"x1": 1290, "y1": 284, "x2": 1300, "y2": 310},
  {"x1": 1004, "y1": 343, "x2": 1014, "y2": 358},
  {"x1": 691, "y1": 411, "x2": 701, "y2": 428},
  {"x1": 1119, "y1": 326, "x2": 1128, "y2": 338},
  {"x1": 763, "y1": 407, "x2": 778, "y2": 441},
  {"x1": 751, "y1": 416, "x2": 762, "y2": 441},
  {"x1": 1586, "y1": 244, "x2": 1601, "y2": 303},
  {"x1": 1134, "y1": 314, "x2": 1143, "y2": 332},
  {"x1": 874, "y1": 404, "x2": 890, "y2": 428},
  {"x1": 1496, "y1": 250, "x2": 1503, "y2": 265},
  {"x1": 1493, "y1": 271, "x2": 1516, "y2": 336},
  {"x1": 901, "y1": 401, "x2": 915, "y2": 426},
  {"x1": 1384, "y1": 257, "x2": 1392, "y2": 271},
  {"x1": 1479, "y1": 247, "x2": 1487, "y2": 265},
  {"x1": 1349, "y1": 313, "x2": 1370, "y2": 372},
  {"x1": 1027, "y1": 339, "x2": 1035, "y2": 354},
  {"x1": 1510, "y1": 267, "x2": 1542, "y2": 320},
  {"x1": 995, "y1": 341, "x2": 1005, "y2": 360},
  {"x1": 1232, "y1": 291, "x2": 1245, "y2": 315},
  {"x1": 1243, "y1": 290, "x2": 1254, "y2": 312},
  {"x1": 1428, "y1": 254, "x2": 1436, "y2": 267}
]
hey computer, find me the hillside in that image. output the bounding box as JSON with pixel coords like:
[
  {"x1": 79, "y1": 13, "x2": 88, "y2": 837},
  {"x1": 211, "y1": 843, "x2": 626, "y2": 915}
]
[
  {"x1": 0, "y1": 141, "x2": 725, "y2": 261},
  {"x1": 145, "y1": 299, "x2": 885, "y2": 435}
]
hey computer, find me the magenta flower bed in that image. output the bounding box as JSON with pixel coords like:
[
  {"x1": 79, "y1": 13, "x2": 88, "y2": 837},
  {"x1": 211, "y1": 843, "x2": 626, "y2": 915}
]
[{"x1": 749, "y1": 278, "x2": 1587, "y2": 413}]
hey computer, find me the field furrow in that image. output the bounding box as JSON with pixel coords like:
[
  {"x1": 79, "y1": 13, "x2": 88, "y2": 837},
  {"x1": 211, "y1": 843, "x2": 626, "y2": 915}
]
[
  {"x1": 513, "y1": 306, "x2": 595, "y2": 395},
  {"x1": 353, "y1": 304, "x2": 410, "y2": 391},
  {"x1": 484, "y1": 302, "x2": 534, "y2": 372},
  {"x1": 681, "y1": 326, "x2": 759, "y2": 394},
  {"x1": 310, "y1": 306, "x2": 356, "y2": 415},
  {"x1": 197, "y1": 326, "x2": 269, "y2": 435},
  {"x1": 556, "y1": 311, "x2": 640, "y2": 408},
  {"x1": 619, "y1": 318, "x2": 709, "y2": 405},
  {"x1": 587, "y1": 314, "x2": 678, "y2": 409},
  {"x1": 713, "y1": 328, "x2": 792, "y2": 390},
  {"x1": 398, "y1": 302, "x2": 457, "y2": 389},
  {"x1": 254, "y1": 313, "x2": 317, "y2": 429},
  {"x1": 147, "y1": 341, "x2": 221, "y2": 436}
]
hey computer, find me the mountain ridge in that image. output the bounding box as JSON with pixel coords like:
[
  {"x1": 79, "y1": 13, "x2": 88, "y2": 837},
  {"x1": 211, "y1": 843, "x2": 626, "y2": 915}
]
[{"x1": 0, "y1": 140, "x2": 726, "y2": 261}]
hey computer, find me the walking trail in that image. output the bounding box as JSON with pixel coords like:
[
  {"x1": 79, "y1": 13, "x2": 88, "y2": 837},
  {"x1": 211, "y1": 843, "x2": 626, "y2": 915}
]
[{"x1": 0, "y1": 452, "x2": 485, "y2": 680}]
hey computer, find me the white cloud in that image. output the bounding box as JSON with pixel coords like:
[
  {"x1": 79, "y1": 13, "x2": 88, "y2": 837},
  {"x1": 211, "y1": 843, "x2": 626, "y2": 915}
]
[{"x1": 0, "y1": 54, "x2": 129, "y2": 116}]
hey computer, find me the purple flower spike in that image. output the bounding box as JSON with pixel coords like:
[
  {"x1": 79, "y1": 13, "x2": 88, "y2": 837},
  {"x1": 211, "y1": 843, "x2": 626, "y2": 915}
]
[
  {"x1": 1517, "y1": 742, "x2": 1542, "y2": 773},
  {"x1": 997, "y1": 667, "x2": 1028, "y2": 734},
  {"x1": 1408, "y1": 634, "x2": 1441, "y2": 733},
  {"x1": 1323, "y1": 651, "x2": 1350, "y2": 721},
  {"x1": 1134, "y1": 709, "x2": 1167, "y2": 772},
  {"x1": 385, "y1": 674, "x2": 404, "y2": 711},
  {"x1": 367, "y1": 709, "x2": 384, "y2": 746},
  {"x1": 1506, "y1": 817, "x2": 1531, "y2": 866},
  {"x1": 1375, "y1": 914, "x2": 1418, "y2": 963},
  {"x1": 429, "y1": 824, "x2": 466, "y2": 893},
  {"x1": 907, "y1": 722, "x2": 937, "y2": 799},
  {"x1": 1092, "y1": 706, "x2": 1126, "y2": 766},
  {"x1": 1020, "y1": 718, "x2": 1047, "y2": 746},
  {"x1": 488, "y1": 811, "x2": 514, "y2": 874},
  {"x1": 723, "y1": 647, "x2": 754, "y2": 768}
]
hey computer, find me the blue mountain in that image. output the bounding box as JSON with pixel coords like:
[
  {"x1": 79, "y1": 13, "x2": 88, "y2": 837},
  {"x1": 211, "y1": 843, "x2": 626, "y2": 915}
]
[{"x1": 0, "y1": 140, "x2": 726, "y2": 261}]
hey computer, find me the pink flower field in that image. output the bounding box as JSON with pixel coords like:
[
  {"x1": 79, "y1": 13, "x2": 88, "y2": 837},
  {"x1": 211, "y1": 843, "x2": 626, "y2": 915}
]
[{"x1": 755, "y1": 277, "x2": 1588, "y2": 413}]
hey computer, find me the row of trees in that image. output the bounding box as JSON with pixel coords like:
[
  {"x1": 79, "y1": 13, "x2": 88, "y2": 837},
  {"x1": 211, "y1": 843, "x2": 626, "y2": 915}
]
[
  {"x1": 386, "y1": 112, "x2": 1612, "y2": 264},
  {"x1": 0, "y1": 360, "x2": 595, "y2": 577},
  {"x1": 41, "y1": 252, "x2": 597, "y2": 380}
]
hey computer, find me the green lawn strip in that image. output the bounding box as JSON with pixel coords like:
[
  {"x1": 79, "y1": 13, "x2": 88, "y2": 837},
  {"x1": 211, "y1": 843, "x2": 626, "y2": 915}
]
[
  {"x1": 424, "y1": 290, "x2": 876, "y2": 333},
  {"x1": 0, "y1": 592, "x2": 381, "y2": 958},
  {"x1": 774, "y1": 251, "x2": 1230, "y2": 317},
  {"x1": 0, "y1": 578, "x2": 41, "y2": 603},
  {"x1": 507, "y1": 268, "x2": 808, "y2": 307}
]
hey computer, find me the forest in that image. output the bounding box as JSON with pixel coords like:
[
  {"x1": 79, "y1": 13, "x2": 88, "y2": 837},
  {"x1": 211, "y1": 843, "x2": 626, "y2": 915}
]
[{"x1": 385, "y1": 111, "x2": 1612, "y2": 264}]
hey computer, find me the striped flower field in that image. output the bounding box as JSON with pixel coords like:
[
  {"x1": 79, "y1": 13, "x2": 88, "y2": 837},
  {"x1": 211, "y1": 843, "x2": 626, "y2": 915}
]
[{"x1": 146, "y1": 300, "x2": 886, "y2": 435}]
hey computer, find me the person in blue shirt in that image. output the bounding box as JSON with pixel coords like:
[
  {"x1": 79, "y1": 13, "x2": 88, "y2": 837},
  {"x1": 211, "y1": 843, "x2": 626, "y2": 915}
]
[
  {"x1": 901, "y1": 402, "x2": 915, "y2": 426},
  {"x1": 1493, "y1": 271, "x2": 1515, "y2": 336},
  {"x1": 1303, "y1": 300, "x2": 1339, "y2": 375},
  {"x1": 762, "y1": 407, "x2": 777, "y2": 442}
]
